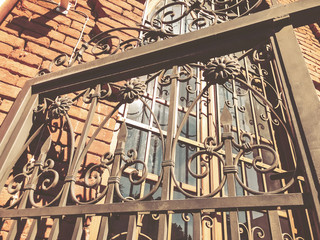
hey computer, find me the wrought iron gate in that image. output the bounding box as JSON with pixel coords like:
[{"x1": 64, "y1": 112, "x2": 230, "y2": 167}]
[{"x1": 0, "y1": 0, "x2": 320, "y2": 239}]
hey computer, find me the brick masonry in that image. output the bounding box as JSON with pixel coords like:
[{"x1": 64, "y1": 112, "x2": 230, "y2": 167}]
[{"x1": 0, "y1": 0, "x2": 145, "y2": 126}]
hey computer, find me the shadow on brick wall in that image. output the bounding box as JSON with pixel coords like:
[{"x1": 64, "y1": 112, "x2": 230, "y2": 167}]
[{"x1": 7, "y1": 9, "x2": 62, "y2": 42}]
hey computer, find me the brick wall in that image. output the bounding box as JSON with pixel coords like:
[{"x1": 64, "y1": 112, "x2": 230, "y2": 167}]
[{"x1": 0, "y1": 0, "x2": 145, "y2": 126}]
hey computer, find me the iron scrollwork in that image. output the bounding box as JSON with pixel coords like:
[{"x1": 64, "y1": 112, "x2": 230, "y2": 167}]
[{"x1": 36, "y1": 0, "x2": 263, "y2": 76}]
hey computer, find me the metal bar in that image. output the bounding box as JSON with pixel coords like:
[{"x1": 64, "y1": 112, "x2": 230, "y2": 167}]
[
  {"x1": 0, "y1": 92, "x2": 37, "y2": 189},
  {"x1": 268, "y1": 210, "x2": 283, "y2": 239},
  {"x1": 126, "y1": 215, "x2": 138, "y2": 240},
  {"x1": 71, "y1": 216, "x2": 83, "y2": 240},
  {"x1": 26, "y1": 218, "x2": 38, "y2": 240},
  {"x1": 0, "y1": 193, "x2": 306, "y2": 218},
  {"x1": 0, "y1": 81, "x2": 32, "y2": 153},
  {"x1": 28, "y1": 0, "x2": 320, "y2": 96},
  {"x1": 97, "y1": 123, "x2": 127, "y2": 240},
  {"x1": 193, "y1": 212, "x2": 201, "y2": 240},
  {"x1": 157, "y1": 66, "x2": 179, "y2": 240},
  {"x1": 272, "y1": 23, "x2": 320, "y2": 231},
  {"x1": 221, "y1": 106, "x2": 240, "y2": 240}
]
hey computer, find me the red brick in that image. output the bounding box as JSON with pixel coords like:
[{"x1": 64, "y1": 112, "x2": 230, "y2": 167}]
[
  {"x1": 76, "y1": 0, "x2": 93, "y2": 10},
  {"x1": 92, "y1": 22, "x2": 133, "y2": 42},
  {"x1": 24, "y1": 0, "x2": 57, "y2": 11},
  {"x1": 69, "y1": 118, "x2": 113, "y2": 143},
  {"x1": 16, "y1": 1, "x2": 71, "y2": 25},
  {"x1": 0, "y1": 30, "x2": 25, "y2": 48},
  {"x1": 82, "y1": 52, "x2": 96, "y2": 63},
  {"x1": 82, "y1": 34, "x2": 91, "y2": 43},
  {"x1": 16, "y1": 77, "x2": 28, "y2": 88},
  {"x1": 63, "y1": 9, "x2": 88, "y2": 23},
  {"x1": 0, "y1": 99, "x2": 14, "y2": 113},
  {"x1": 106, "y1": 13, "x2": 137, "y2": 28},
  {"x1": 11, "y1": 5, "x2": 33, "y2": 19},
  {"x1": 123, "y1": 10, "x2": 142, "y2": 23},
  {"x1": 0, "y1": 42, "x2": 13, "y2": 57},
  {"x1": 21, "y1": 29, "x2": 51, "y2": 47},
  {"x1": 31, "y1": 14, "x2": 60, "y2": 30},
  {"x1": 0, "y1": 55, "x2": 38, "y2": 78},
  {"x1": 86, "y1": 18, "x2": 96, "y2": 28},
  {"x1": 9, "y1": 49, "x2": 43, "y2": 68},
  {"x1": 98, "y1": 8, "x2": 137, "y2": 28},
  {"x1": 75, "y1": 5, "x2": 95, "y2": 19},
  {"x1": 64, "y1": 36, "x2": 78, "y2": 48},
  {"x1": 21, "y1": 0, "x2": 72, "y2": 25},
  {"x1": 93, "y1": 21, "x2": 112, "y2": 32},
  {"x1": 88, "y1": 139, "x2": 110, "y2": 155},
  {"x1": 133, "y1": 7, "x2": 143, "y2": 16},
  {"x1": 47, "y1": 30, "x2": 66, "y2": 42},
  {"x1": 50, "y1": 40, "x2": 74, "y2": 55},
  {"x1": 127, "y1": 0, "x2": 145, "y2": 10},
  {"x1": 26, "y1": 41, "x2": 61, "y2": 61},
  {"x1": 0, "y1": 19, "x2": 22, "y2": 36},
  {"x1": 90, "y1": 126, "x2": 113, "y2": 143},
  {"x1": 68, "y1": 105, "x2": 89, "y2": 122},
  {"x1": 71, "y1": 20, "x2": 92, "y2": 34},
  {"x1": 0, "y1": 81, "x2": 21, "y2": 99},
  {"x1": 97, "y1": 17, "x2": 126, "y2": 29},
  {"x1": 0, "y1": 68, "x2": 19, "y2": 85},
  {"x1": 58, "y1": 24, "x2": 81, "y2": 39},
  {"x1": 11, "y1": 16, "x2": 54, "y2": 37},
  {"x1": 109, "y1": 0, "x2": 133, "y2": 11},
  {"x1": 96, "y1": 1, "x2": 123, "y2": 15}
]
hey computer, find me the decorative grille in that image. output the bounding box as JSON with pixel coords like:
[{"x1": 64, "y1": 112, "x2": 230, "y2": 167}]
[{"x1": 0, "y1": 1, "x2": 319, "y2": 240}]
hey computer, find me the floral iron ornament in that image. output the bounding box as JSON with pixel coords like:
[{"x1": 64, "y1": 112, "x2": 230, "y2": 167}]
[
  {"x1": 48, "y1": 96, "x2": 73, "y2": 119},
  {"x1": 203, "y1": 56, "x2": 241, "y2": 84},
  {"x1": 119, "y1": 79, "x2": 146, "y2": 103}
]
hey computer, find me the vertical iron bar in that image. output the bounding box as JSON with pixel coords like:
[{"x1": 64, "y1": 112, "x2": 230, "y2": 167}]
[
  {"x1": 96, "y1": 122, "x2": 127, "y2": 240},
  {"x1": 126, "y1": 215, "x2": 138, "y2": 240},
  {"x1": 221, "y1": 106, "x2": 240, "y2": 240},
  {"x1": 193, "y1": 212, "x2": 201, "y2": 240},
  {"x1": 0, "y1": 94, "x2": 38, "y2": 191},
  {"x1": 26, "y1": 218, "x2": 38, "y2": 240},
  {"x1": 71, "y1": 216, "x2": 83, "y2": 240},
  {"x1": 157, "y1": 66, "x2": 179, "y2": 240},
  {"x1": 272, "y1": 22, "x2": 320, "y2": 235},
  {"x1": 268, "y1": 210, "x2": 283, "y2": 239}
]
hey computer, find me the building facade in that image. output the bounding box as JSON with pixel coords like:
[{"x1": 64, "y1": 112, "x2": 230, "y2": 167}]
[{"x1": 0, "y1": 0, "x2": 319, "y2": 239}]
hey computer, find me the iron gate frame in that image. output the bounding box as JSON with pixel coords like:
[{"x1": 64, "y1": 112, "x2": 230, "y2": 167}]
[{"x1": 0, "y1": 0, "x2": 320, "y2": 239}]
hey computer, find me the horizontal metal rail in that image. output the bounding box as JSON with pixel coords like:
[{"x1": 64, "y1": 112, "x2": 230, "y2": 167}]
[
  {"x1": 0, "y1": 193, "x2": 308, "y2": 218},
  {"x1": 29, "y1": 0, "x2": 320, "y2": 96}
]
